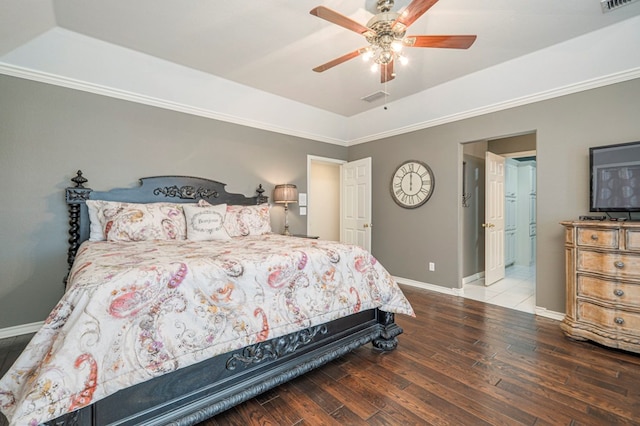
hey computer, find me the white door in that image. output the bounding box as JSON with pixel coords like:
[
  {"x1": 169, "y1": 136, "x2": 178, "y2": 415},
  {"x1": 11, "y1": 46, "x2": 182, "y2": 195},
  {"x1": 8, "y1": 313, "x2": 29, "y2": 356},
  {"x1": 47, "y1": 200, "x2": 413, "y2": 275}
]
[
  {"x1": 484, "y1": 152, "x2": 505, "y2": 286},
  {"x1": 341, "y1": 157, "x2": 372, "y2": 251}
]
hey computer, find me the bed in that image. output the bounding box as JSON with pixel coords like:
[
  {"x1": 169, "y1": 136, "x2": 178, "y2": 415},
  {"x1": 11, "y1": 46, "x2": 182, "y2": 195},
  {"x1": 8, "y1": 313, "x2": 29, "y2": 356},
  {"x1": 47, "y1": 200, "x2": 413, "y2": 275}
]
[{"x1": 0, "y1": 171, "x2": 414, "y2": 426}]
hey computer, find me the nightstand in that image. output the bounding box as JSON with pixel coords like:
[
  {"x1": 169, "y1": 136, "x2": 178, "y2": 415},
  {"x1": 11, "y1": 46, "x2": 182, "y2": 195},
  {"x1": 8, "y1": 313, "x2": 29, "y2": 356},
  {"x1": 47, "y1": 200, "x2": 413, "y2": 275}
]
[{"x1": 292, "y1": 234, "x2": 319, "y2": 239}]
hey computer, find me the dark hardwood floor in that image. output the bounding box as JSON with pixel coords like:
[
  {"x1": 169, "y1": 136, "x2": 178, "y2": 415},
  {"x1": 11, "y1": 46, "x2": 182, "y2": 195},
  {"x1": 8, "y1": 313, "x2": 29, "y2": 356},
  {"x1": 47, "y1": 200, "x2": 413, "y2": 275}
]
[{"x1": 2, "y1": 286, "x2": 640, "y2": 425}]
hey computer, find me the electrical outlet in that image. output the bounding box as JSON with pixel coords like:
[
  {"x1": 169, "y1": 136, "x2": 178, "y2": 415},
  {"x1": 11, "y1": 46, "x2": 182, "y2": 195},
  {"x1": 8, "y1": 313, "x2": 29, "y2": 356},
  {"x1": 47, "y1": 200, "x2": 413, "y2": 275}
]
[{"x1": 429, "y1": 262, "x2": 435, "y2": 271}]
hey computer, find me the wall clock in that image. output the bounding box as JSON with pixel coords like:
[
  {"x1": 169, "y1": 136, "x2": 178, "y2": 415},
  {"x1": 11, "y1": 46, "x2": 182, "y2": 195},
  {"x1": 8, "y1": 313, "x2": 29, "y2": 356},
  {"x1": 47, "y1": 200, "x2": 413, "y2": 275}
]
[{"x1": 390, "y1": 160, "x2": 435, "y2": 209}]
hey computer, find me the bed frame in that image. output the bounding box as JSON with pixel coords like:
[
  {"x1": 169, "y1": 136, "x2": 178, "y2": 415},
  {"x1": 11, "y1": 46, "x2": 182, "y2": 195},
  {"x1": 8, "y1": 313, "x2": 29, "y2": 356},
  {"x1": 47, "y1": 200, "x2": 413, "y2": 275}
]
[{"x1": 52, "y1": 170, "x2": 403, "y2": 426}]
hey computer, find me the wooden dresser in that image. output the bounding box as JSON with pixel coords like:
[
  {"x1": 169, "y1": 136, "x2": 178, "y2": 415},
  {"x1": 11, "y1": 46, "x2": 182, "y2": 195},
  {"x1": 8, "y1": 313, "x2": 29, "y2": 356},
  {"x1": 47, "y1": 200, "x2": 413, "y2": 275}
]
[{"x1": 561, "y1": 220, "x2": 640, "y2": 353}]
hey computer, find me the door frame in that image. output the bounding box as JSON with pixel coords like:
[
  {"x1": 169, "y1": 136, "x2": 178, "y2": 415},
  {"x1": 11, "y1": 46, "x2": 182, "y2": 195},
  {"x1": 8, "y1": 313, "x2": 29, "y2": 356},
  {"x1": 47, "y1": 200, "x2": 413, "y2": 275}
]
[{"x1": 459, "y1": 138, "x2": 537, "y2": 290}]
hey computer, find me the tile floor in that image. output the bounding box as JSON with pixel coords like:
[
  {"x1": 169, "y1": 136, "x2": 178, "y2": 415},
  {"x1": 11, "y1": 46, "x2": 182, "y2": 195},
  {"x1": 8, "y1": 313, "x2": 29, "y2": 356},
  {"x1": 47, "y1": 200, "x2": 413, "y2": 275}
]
[{"x1": 463, "y1": 264, "x2": 536, "y2": 313}]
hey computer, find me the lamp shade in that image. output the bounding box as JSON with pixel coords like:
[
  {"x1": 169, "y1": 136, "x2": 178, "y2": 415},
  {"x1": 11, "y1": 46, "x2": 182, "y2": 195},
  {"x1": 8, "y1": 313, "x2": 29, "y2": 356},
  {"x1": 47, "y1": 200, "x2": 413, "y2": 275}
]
[{"x1": 273, "y1": 184, "x2": 298, "y2": 204}]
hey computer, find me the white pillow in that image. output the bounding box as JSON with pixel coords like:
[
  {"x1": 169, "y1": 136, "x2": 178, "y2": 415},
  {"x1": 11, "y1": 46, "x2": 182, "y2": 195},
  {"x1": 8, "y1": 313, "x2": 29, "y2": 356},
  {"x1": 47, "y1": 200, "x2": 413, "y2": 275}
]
[
  {"x1": 224, "y1": 203, "x2": 272, "y2": 237},
  {"x1": 86, "y1": 200, "x2": 105, "y2": 241},
  {"x1": 183, "y1": 203, "x2": 231, "y2": 241},
  {"x1": 86, "y1": 200, "x2": 187, "y2": 242}
]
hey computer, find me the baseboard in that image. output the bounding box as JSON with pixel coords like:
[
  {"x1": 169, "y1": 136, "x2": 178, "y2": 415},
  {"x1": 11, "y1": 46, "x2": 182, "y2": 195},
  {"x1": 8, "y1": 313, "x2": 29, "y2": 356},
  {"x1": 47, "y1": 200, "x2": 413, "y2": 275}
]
[
  {"x1": 462, "y1": 271, "x2": 485, "y2": 286},
  {"x1": 393, "y1": 276, "x2": 464, "y2": 296},
  {"x1": 0, "y1": 321, "x2": 43, "y2": 339},
  {"x1": 534, "y1": 307, "x2": 565, "y2": 321},
  {"x1": 394, "y1": 275, "x2": 565, "y2": 321}
]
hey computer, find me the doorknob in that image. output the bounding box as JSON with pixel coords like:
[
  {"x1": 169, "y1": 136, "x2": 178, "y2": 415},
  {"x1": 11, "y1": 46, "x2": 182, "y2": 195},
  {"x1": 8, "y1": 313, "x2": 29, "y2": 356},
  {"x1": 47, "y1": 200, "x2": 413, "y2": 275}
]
[
  {"x1": 482, "y1": 223, "x2": 495, "y2": 228},
  {"x1": 363, "y1": 223, "x2": 372, "y2": 228}
]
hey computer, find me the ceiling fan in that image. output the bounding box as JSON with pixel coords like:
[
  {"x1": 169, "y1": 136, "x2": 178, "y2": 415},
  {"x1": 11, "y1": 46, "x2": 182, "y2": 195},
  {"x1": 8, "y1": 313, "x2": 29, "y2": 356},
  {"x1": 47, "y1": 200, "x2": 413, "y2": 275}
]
[{"x1": 310, "y1": 0, "x2": 476, "y2": 83}]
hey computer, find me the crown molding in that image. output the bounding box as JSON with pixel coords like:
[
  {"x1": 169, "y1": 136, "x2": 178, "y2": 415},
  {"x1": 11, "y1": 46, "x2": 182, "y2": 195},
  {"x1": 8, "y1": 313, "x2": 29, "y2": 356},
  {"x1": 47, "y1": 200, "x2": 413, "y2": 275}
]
[
  {"x1": 2, "y1": 62, "x2": 638, "y2": 147},
  {"x1": 0, "y1": 62, "x2": 348, "y2": 147},
  {"x1": 346, "y1": 68, "x2": 640, "y2": 146}
]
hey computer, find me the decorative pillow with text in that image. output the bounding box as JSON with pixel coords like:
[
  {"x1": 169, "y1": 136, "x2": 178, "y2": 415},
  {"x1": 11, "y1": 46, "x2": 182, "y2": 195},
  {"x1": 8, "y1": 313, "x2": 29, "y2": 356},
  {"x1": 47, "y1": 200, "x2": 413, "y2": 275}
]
[{"x1": 183, "y1": 203, "x2": 231, "y2": 241}]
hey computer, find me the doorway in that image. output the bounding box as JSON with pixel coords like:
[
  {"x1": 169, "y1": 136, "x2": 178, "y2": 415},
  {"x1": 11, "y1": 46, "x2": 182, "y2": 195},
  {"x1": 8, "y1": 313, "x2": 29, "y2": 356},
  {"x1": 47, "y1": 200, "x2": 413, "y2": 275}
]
[
  {"x1": 307, "y1": 156, "x2": 344, "y2": 241},
  {"x1": 461, "y1": 133, "x2": 537, "y2": 313},
  {"x1": 307, "y1": 156, "x2": 373, "y2": 252}
]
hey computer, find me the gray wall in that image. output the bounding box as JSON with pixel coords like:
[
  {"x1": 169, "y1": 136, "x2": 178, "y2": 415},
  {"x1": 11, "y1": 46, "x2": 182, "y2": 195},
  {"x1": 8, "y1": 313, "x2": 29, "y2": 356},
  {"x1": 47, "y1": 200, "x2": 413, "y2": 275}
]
[
  {"x1": 0, "y1": 75, "x2": 347, "y2": 329},
  {"x1": 488, "y1": 133, "x2": 536, "y2": 154},
  {"x1": 349, "y1": 78, "x2": 640, "y2": 313},
  {"x1": 2, "y1": 74, "x2": 640, "y2": 329}
]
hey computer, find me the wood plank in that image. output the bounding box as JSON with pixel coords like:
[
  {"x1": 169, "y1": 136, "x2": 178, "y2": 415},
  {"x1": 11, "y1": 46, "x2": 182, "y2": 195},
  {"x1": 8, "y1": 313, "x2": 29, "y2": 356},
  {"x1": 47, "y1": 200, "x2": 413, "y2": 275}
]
[
  {"x1": 274, "y1": 381, "x2": 343, "y2": 425},
  {"x1": 256, "y1": 384, "x2": 303, "y2": 426},
  {"x1": 305, "y1": 367, "x2": 380, "y2": 420}
]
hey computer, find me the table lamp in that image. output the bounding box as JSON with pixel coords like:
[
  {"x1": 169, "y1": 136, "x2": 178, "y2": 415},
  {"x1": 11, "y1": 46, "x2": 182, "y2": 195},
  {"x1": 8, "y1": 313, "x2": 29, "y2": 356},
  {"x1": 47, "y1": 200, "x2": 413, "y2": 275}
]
[{"x1": 273, "y1": 184, "x2": 298, "y2": 235}]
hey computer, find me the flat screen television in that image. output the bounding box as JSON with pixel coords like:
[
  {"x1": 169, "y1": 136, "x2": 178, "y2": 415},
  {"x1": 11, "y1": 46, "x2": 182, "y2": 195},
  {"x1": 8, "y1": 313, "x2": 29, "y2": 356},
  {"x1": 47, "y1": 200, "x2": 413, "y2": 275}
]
[{"x1": 590, "y1": 141, "x2": 640, "y2": 212}]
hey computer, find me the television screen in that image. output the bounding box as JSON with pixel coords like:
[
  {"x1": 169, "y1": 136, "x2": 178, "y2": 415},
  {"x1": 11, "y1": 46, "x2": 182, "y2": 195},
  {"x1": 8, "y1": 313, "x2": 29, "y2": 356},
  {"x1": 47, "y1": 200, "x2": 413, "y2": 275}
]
[{"x1": 591, "y1": 141, "x2": 640, "y2": 212}]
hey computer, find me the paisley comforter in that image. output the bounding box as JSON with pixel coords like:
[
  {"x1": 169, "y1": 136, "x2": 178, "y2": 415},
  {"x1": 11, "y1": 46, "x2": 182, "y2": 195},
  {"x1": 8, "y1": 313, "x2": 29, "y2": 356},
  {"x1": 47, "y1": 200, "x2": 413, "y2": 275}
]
[{"x1": 0, "y1": 234, "x2": 414, "y2": 425}]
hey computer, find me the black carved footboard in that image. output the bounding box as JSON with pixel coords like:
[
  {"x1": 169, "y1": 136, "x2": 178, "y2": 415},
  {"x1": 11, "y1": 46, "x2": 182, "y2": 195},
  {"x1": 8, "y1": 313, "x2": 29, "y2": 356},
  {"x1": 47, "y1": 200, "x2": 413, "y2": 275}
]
[{"x1": 46, "y1": 308, "x2": 401, "y2": 426}]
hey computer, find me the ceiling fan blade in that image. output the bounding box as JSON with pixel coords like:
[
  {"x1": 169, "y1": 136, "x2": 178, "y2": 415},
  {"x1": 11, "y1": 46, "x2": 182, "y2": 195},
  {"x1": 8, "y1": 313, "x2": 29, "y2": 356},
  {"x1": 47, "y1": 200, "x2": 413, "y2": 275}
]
[
  {"x1": 404, "y1": 35, "x2": 477, "y2": 49},
  {"x1": 393, "y1": 0, "x2": 440, "y2": 29},
  {"x1": 313, "y1": 48, "x2": 365, "y2": 73},
  {"x1": 381, "y1": 61, "x2": 395, "y2": 83},
  {"x1": 310, "y1": 6, "x2": 372, "y2": 35}
]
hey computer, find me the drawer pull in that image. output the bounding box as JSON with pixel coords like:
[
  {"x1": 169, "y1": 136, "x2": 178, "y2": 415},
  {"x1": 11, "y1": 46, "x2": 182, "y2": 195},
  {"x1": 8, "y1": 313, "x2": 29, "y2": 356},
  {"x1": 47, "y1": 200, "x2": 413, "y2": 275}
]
[
  {"x1": 614, "y1": 289, "x2": 625, "y2": 297},
  {"x1": 591, "y1": 234, "x2": 599, "y2": 241},
  {"x1": 614, "y1": 261, "x2": 625, "y2": 269},
  {"x1": 614, "y1": 317, "x2": 625, "y2": 325}
]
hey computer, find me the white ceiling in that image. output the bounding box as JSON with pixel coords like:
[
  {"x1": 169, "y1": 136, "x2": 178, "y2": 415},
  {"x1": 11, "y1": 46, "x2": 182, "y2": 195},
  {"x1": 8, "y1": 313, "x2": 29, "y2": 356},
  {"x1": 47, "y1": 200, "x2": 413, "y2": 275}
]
[{"x1": 1, "y1": 0, "x2": 640, "y2": 143}]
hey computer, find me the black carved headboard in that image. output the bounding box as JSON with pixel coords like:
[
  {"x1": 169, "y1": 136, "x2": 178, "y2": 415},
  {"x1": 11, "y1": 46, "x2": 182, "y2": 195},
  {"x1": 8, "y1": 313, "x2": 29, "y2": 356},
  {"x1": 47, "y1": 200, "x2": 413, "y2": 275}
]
[{"x1": 64, "y1": 170, "x2": 267, "y2": 284}]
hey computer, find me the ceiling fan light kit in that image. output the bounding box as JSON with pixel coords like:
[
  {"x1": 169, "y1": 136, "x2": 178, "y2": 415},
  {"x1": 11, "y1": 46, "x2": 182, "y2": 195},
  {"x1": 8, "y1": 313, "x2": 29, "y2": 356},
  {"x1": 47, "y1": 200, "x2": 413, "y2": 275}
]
[{"x1": 310, "y1": 0, "x2": 476, "y2": 84}]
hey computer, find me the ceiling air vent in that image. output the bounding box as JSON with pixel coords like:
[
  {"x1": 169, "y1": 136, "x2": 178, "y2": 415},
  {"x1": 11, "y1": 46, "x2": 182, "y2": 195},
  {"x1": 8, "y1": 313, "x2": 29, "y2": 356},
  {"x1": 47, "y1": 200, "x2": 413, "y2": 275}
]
[
  {"x1": 601, "y1": 0, "x2": 639, "y2": 13},
  {"x1": 361, "y1": 90, "x2": 389, "y2": 103}
]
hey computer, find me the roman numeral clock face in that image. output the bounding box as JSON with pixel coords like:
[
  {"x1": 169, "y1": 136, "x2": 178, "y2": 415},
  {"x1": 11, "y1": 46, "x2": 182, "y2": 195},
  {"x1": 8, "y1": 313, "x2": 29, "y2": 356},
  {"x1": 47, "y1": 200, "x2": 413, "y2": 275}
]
[{"x1": 390, "y1": 160, "x2": 435, "y2": 209}]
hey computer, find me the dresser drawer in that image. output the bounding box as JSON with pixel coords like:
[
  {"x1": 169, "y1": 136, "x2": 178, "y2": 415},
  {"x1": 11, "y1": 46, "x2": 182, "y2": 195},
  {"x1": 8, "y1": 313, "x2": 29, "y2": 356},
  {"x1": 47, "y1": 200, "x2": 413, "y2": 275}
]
[
  {"x1": 577, "y1": 250, "x2": 640, "y2": 279},
  {"x1": 576, "y1": 228, "x2": 618, "y2": 249},
  {"x1": 577, "y1": 300, "x2": 640, "y2": 334},
  {"x1": 577, "y1": 275, "x2": 640, "y2": 306},
  {"x1": 625, "y1": 229, "x2": 640, "y2": 251}
]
